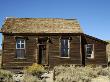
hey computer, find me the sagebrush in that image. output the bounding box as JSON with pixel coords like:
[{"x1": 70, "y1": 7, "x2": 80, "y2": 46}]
[
  {"x1": 54, "y1": 65, "x2": 110, "y2": 82},
  {"x1": 24, "y1": 63, "x2": 46, "y2": 77}
]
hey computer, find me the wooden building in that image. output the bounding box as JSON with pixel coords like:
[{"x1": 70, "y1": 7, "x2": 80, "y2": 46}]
[{"x1": 0, "y1": 18, "x2": 108, "y2": 69}]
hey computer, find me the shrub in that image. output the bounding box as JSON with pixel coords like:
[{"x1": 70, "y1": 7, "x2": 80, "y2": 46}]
[{"x1": 24, "y1": 63, "x2": 46, "y2": 77}]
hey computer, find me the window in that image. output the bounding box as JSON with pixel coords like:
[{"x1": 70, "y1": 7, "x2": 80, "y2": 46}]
[
  {"x1": 85, "y1": 44, "x2": 94, "y2": 58},
  {"x1": 60, "y1": 38, "x2": 70, "y2": 57},
  {"x1": 16, "y1": 38, "x2": 25, "y2": 58}
]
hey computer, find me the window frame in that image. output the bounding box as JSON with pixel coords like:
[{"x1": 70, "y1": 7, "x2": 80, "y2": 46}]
[
  {"x1": 85, "y1": 44, "x2": 94, "y2": 59},
  {"x1": 60, "y1": 37, "x2": 70, "y2": 58},
  {"x1": 16, "y1": 38, "x2": 26, "y2": 59}
]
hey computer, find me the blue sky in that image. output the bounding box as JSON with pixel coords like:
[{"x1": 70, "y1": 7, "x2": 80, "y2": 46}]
[{"x1": 0, "y1": 0, "x2": 110, "y2": 48}]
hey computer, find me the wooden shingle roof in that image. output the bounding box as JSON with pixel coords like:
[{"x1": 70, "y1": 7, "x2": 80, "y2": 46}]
[{"x1": 1, "y1": 18, "x2": 83, "y2": 33}]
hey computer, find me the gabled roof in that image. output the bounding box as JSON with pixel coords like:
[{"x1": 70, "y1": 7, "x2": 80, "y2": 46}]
[{"x1": 1, "y1": 17, "x2": 83, "y2": 33}]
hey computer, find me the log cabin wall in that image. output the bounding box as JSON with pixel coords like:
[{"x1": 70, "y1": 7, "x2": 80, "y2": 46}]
[
  {"x1": 2, "y1": 34, "x2": 107, "y2": 69},
  {"x1": 2, "y1": 34, "x2": 38, "y2": 69},
  {"x1": 2, "y1": 34, "x2": 82, "y2": 69},
  {"x1": 48, "y1": 35, "x2": 82, "y2": 67},
  {"x1": 83, "y1": 36, "x2": 107, "y2": 65}
]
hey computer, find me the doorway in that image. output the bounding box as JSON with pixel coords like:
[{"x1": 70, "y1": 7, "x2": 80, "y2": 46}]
[
  {"x1": 38, "y1": 37, "x2": 48, "y2": 65},
  {"x1": 38, "y1": 44, "x2": 46, "y2": 64}
]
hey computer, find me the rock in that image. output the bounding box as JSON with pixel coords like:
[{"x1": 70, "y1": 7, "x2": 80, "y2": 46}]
[{"x1": 13, "y1": 74, "x2": 24, "y2": 82}]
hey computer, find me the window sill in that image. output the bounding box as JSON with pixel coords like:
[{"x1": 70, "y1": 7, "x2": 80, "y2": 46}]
[
  {"x1": 86, "y1": 57, "x2": 94, "y2": 59},
  {"x1": 14, "y1": 58, "x2": 26, "y2": 60},
  {"x1": 60, "y1": 57, "x2": 70, "y2": 59}
]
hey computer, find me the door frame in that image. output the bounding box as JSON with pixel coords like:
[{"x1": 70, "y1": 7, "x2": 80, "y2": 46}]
[{"x1": 37, "y1": 38, "x2": 49, "y2": 65}]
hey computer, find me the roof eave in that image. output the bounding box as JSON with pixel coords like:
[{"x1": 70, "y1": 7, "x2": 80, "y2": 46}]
[{"x1": 83, "y1": 33, "x2": 109, "y2": 44}]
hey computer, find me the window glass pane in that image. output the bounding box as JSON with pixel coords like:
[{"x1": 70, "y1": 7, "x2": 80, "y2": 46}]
[
  {"x1": 61, "y1": 39, "x2": 69, "y2": 57},
  {"x1": 20, "y1": 49, "x2": 25, "y2": 58},
  {"x1": 16, "y1": 39, "x2": 21, "y2": 48},
  {"x1": 16, "y1": 39, "x2": 20, "y2": 43},
  {"x1": 61, "y1": 48, "x2": 65, "y2": 57},
  {"x1": 16, "y1": 38, "x2": 25, "y2": 49},
  {"x1": 63, "y1": 49, "x2": 68, "y2": 57},
  {"x1": 16, "y1": 49, "x2": 21, "y2": 58},
  {"x1": 16, "y1": 49, "x2": 25, "y2": 58},
  {"x1": 21, "y1": 44, "x2": 24, "y2": 48},
  {"x1": 86, "y1": 44, "x2": 93, "y2": 58},
  {"x1": 64, "y1": 39, "x2": 68, "y2": 48},
  {"x1": 61, "y1": 39, "x2": 64, "y2": 47},
  {"x1": 87, "y1": 48, "x2": 92, "y2": 54},
  {"x1": 17, "y1": 43, "x2": 20, "y2": 48}
]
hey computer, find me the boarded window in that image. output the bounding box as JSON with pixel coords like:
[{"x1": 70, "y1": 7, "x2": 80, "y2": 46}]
[
  {"x1": 85, "y1": 44, "x2": 94, "y2": 58},
  {"x1": 16, "y1": 38, "x2": 25, "y2": 58},
  {"x1": 61, "y1": 38, "x2": 70, "y2": 57}
]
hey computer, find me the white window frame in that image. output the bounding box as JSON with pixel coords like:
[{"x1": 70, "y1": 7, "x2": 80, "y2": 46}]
[
  {"x1": 60, "y1": 38, "x2": 70, "y2": 58},
  {"x1": 16, "y1": 38, "x2": 25, "y2": 58},
  {"x1": 16, "y1": 39, "x2": 25, "y2": 49},
  {"x1": 85, "y1": 44, "x2": 94, "y2": 59}
]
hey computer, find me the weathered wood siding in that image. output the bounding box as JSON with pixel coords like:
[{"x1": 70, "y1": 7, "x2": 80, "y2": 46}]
[
  {"x1": 2, "y1": 35, "x2": 38, "y2": 69},
  {"x1": 83, "y1": 36, "x2": 107, "y2": 65},
  {"x1": 48, "y1": 35, "x2": 81, "y2": 67},
  {"x1": 2, "y1": 34, "x2": 82, "y2": 69},
  {"x1": 3, "y1": 33, "x2": 107, "y2": 69}
]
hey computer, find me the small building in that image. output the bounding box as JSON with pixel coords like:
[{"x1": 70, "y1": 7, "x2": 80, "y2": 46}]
[{"x1": 0, "y1": 18, "x2": 108, "y2": 69}]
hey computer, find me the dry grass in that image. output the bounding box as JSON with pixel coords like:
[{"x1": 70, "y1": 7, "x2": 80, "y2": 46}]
[
  {"x1": 0, "y1": 69, "x2": 14, "y2": 81},
  {"x1": 23, "y1": 74, "x2": 41, "y2": 82},
  {"x1": 54, "y1": 65, "x2": 110, "y2": 82},
  {"x1": 53, "y1": 42, "x2": 110, "y2": 82}
]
